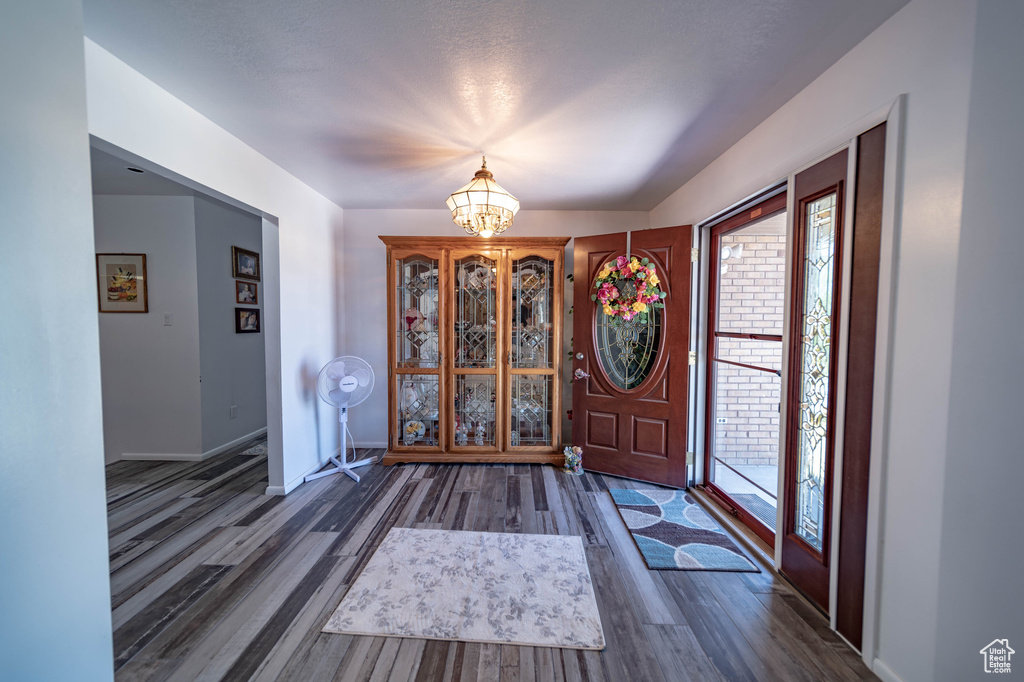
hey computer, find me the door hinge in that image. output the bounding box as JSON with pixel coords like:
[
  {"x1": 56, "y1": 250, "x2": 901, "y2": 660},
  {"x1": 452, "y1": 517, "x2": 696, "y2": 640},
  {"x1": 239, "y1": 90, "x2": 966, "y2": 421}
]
[
  {"x1": 688, "y1": 350, "x2": 697, "y2": 365},
  {"x1": 686, "y1": 451, "x2": 694, "y2": 466},
  {"x1": 691, "y1": 247, "x2": 699, "y2": 263}
]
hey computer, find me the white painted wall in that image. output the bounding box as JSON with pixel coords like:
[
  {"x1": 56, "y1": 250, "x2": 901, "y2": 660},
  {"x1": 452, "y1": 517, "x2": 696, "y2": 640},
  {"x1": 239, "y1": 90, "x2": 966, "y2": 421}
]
[
  {"x1": 93, "y1": 195, "x2": 203, "y2": 462},
  {"x1": 0, "y1": 1, "x2": 114, "y2": 679},
  {"x1": 935, "y1": 1, "x2": 1024, "y2": 679},
  {"x1": 649, "y1": 0, "x2": 978, "y2": 679},
  {"x1": 343, "y1": 209, "x2": 649, "y2": 446},
  {"x1": 85, "y1": 40, "x2": 343, "y2": 493},
  {"x1": 194, "y1": 194, "x2": 268, "y2": 452}
]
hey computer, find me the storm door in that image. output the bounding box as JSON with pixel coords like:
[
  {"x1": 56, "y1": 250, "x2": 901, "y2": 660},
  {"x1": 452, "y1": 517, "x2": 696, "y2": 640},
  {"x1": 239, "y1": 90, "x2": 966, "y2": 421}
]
[{"x1": 703, "y1": 192, "x2": 787, "y2": 547}]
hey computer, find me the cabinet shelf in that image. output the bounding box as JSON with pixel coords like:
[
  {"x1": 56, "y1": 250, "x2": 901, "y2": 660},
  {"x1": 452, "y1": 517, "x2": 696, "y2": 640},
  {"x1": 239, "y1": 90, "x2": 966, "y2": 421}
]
[{"x1": 381, "y1": 236, "x2": 569, "y2": 464}]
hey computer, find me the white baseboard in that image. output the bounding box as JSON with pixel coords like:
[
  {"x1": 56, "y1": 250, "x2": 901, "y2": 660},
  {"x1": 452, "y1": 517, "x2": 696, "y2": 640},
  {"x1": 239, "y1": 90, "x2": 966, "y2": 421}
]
[
  {"x1": 872, "y1": 658, "x2": 906, "y2": 682},
  {"x1": 359, "y1": 441, "x2": 387, "y2": 448},
  {"x1": 122, "y1": 427, "x2": 267, "y2": 462},
  {"x1": 200, "y1": 427, "x2": 267, "y2": 459},
  {"x1": 265, "y1": 447, "x2": 340, "y2": 496},
  {"x1": 121, "y1": 451, "x2": 205, "y2": 461}
]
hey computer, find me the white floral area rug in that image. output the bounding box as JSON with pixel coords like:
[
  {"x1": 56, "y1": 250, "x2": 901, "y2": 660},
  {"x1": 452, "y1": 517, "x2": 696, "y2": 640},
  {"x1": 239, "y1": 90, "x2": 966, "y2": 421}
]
[
  {"x1": 241, "y1": 441, "x2": 267, "y2": 456},
  {"x1": 323, "y1": 527, "x2": 606, "y2": 650}
]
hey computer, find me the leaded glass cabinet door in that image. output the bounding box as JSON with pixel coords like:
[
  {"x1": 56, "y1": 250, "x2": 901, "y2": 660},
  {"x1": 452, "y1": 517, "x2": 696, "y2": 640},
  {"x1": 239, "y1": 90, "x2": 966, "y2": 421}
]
[
  {"x1": 450, "y1": 249, "x2": 504, "y2": 452},
  {"x1": 781, "y1": 148, "x2": 847, "y2": 613},
  {"x1": 507, "y1": 249, "x2": 562, "y2": 450},
  {"x1": 390, "y1": 249, "x2": 443, "y2": 451}
]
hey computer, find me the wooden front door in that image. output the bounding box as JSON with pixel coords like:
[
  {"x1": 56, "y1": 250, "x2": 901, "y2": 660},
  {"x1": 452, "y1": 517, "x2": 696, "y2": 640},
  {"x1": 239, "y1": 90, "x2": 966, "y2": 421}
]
[{"x1": 571, "y1": 226, "x2": 691, "y2": 487}]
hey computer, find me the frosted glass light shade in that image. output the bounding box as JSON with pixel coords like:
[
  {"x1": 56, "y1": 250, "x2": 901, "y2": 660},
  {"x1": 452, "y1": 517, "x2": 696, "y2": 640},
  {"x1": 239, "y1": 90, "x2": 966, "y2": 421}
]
[{"x1": 446, "y1": 157, "x2": 519, "y2": 238}]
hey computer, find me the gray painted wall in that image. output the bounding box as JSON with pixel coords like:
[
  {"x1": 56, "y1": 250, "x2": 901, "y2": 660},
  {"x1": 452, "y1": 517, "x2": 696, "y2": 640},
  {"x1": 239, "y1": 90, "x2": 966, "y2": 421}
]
[
  {"x1": 93, "y1": 195, "x2": 203, "y2": 462},
  {"x1": 0, "y1": 1, "x2": 115, "y2": 679},
  {"x1": 194, "y1": 194, "x2": 267, "y2": 451},
  {"x1": 935, "y1": 1, "x2": 1024, "y2": 679}
]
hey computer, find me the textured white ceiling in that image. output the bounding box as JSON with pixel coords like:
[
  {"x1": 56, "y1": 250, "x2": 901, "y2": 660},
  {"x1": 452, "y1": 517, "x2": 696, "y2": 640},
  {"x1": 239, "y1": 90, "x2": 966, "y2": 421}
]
[{"x1": 82, "y1": 0, "x2": 907, "y2": 210}]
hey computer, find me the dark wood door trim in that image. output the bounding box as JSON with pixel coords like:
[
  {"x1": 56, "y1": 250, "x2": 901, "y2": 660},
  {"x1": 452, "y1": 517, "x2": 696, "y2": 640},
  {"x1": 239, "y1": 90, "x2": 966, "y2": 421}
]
[{"x1": 836, "y1": 123, "x2": 886, "y2": 649}]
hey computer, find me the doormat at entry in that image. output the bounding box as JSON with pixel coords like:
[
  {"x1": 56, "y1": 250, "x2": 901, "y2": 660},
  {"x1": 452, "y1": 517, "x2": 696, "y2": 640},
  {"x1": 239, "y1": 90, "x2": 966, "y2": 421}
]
[
  {"x1": 731, "y1": 493, "x2": 778, "y2": 530},
  {"x1": 608, "y1": 489, "x2": 759, "y2": 572}
]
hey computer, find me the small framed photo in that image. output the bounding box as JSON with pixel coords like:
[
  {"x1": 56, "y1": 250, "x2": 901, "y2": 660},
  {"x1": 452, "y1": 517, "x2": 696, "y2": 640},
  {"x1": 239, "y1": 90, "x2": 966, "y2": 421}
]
[
  {"x1": 235, "y1": 308, "x2": 261, "y2": 333},
  {"x1": 235, "y1": 281, "x2": 258, "y2": 304},
  {"x1": 96, "y1": 253, "x2": 148, "y2": 313},
  {"x1": 232, "y1": 246, "x2": 261, "y2": 281}
]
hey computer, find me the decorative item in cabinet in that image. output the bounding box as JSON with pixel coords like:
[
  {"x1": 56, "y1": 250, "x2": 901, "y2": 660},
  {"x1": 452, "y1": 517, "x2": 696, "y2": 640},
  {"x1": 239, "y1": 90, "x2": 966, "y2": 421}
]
[{"x1": 380, "y1": 236, "x2": 568, "y2": 464}]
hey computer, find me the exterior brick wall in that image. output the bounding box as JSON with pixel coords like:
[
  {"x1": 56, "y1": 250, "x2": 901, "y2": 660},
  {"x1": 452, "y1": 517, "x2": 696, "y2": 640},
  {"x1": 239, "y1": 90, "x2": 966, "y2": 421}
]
[{"x1": 713, "y1": 228, "x2": 786, "y2": 468}]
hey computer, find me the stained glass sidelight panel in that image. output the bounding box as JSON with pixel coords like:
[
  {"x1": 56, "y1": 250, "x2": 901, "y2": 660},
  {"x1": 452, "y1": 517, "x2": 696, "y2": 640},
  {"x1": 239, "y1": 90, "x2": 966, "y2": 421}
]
[
  {"x1": 511, "y1": 256, "x2": 554, "y2": 368},
  {"x1": 455, "y1": 255, "x2": 497, "y2": 368},
  {"x1": 396, "y1": 374, "x2": 440, "y2": 447},
  {"x1": 793, "y1": 192, "x2": 838, "y2": 551},
  {"x1": 510, "y1": 374, "x2": 552, "y2": 446},
  {"x1": 395, "y1": 256, "x2": 439, "y2": 368},
  {"x1": 454, "y1": 375, "x2": 496, "y2": 447},
  {"x1": 595, "y1": 275, "x2": 661, "y2": 390}
]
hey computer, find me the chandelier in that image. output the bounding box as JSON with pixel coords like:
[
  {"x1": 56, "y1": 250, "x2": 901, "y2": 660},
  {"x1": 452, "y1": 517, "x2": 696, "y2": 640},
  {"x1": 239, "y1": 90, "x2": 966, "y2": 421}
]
[{"x1": 445, "y1": 156, "x2": 520, "y2": 238}]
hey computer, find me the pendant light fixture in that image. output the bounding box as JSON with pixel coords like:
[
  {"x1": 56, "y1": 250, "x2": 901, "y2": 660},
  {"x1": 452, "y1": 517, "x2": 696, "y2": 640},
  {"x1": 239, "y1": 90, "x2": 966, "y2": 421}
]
[{"x1": 445, "y1": 156, "x2": 519, "y2": 238}]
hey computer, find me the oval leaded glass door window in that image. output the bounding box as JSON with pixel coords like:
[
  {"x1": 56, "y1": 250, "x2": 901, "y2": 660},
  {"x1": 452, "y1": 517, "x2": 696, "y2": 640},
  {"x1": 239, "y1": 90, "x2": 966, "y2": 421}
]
[{"x1": 594, "y1": 274, "x2": 662, "y2": 390}]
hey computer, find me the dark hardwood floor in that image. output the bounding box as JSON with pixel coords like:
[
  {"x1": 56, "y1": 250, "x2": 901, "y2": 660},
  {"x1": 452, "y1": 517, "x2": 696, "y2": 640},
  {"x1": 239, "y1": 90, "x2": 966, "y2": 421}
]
[{"x1": 105, "y1": 440, "x2": 877, "y2": 681}]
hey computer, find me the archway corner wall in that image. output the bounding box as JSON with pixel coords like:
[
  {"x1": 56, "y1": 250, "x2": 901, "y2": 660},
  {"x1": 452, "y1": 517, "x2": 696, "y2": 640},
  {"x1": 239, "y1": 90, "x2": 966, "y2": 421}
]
[{"x1": 84, "y1": 39, "x2": 344, "y2": 495}]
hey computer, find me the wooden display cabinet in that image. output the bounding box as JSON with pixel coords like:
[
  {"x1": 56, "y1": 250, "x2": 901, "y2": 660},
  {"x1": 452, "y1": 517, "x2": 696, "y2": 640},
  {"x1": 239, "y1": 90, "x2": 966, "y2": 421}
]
[{"x1": 380, "y1": 236, "x2": 569, "y2": 464}]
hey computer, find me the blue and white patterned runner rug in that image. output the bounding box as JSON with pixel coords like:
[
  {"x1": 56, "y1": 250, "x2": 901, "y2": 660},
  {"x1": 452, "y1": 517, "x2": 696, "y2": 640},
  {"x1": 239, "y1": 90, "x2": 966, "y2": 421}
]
[{"x1": 608, "y1": 489, "x2": 760, "y2": 572}]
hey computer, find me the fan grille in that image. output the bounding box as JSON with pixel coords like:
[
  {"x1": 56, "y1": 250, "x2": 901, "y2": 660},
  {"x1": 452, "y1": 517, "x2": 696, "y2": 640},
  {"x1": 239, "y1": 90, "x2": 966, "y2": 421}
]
[{"x1": 317, "y1": 356, "x2": 375, "y2": 407}]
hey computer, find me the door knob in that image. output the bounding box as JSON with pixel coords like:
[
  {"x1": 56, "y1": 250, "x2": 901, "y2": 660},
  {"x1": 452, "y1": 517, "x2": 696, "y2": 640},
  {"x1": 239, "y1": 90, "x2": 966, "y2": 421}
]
[{"x1": 575, "y1": 352, "x2": 584, "y2": 360}]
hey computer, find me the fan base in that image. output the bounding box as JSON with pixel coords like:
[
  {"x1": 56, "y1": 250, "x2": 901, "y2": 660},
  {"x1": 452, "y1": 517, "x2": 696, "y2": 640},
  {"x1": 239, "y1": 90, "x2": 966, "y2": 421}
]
[{"x1": 305, "y1": 454, "x2": 375, "y2": 483}]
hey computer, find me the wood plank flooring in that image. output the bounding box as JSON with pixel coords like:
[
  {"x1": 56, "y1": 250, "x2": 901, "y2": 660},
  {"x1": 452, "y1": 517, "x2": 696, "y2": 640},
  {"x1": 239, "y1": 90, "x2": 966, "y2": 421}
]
[{"x1": 105, "y1": 441, "x2": 877, "y2": 681}]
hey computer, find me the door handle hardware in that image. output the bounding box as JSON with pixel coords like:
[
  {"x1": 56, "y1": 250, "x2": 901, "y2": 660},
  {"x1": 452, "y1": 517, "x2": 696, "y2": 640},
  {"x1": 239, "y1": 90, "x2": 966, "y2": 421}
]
[{"x1": 575, "y1": 352, "x2": 584, "y2": 360}]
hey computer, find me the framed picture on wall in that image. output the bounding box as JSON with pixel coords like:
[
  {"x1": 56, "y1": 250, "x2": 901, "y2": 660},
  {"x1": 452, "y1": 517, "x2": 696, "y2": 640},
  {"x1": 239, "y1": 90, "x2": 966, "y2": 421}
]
[
  {"x1": 235, "y1": 307, "x2": 261, "y2": 333},
  {"x1": 96, "y1": 253, "x2": 148, "y2": 313},
  {"x1": 235, "y1": 281, "x2": 258, "y2": 304},
  {"x1": 232, "y1": 246, "x2": 261, "y2": 281}
]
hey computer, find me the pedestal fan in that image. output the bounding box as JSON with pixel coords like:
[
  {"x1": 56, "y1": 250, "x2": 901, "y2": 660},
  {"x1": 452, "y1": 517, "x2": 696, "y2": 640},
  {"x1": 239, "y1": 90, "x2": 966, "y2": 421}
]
[{"x1": 304, "y1": 356, "x2": 375, "y2": 483}]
